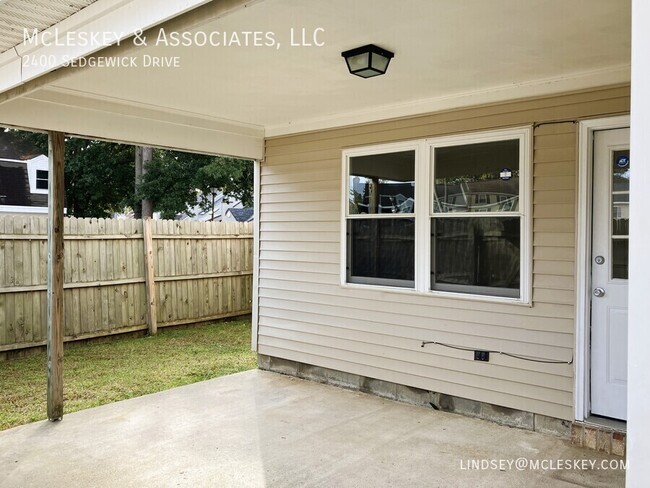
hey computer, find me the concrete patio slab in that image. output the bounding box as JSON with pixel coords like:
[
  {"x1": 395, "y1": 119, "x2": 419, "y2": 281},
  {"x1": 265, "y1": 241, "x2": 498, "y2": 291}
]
[{"x1": 0, "y1": 370, "x2": 625, "y2": 487}]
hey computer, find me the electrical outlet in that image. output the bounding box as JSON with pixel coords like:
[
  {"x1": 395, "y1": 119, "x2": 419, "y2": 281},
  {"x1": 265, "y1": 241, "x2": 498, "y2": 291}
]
[{"x1": 474, "y1": 350, "x2": 490, "y2": 362}]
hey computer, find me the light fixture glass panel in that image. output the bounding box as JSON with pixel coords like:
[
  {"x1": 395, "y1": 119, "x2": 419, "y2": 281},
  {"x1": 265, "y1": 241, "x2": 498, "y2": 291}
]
[
  {"x1": 355, "y1": 69, "x2": 379, "y2": 78},
  {"x1": 370, "y1": 53, "x2": 390, "y2": 72},
  {"x1": 347, "y1": 53, "x2": 370, "y2": 72}
]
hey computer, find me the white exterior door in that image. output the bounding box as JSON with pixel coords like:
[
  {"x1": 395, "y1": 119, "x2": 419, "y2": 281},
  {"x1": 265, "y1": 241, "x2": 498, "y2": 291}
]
[{"x1": 590, "y1": 128, "x2": 630, "y2": 421}]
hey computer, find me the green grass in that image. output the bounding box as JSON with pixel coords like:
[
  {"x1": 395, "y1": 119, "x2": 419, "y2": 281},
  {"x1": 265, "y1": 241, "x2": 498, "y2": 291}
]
[{"x1": 0, "y1": 318, "x2": 256, "y2": 431}]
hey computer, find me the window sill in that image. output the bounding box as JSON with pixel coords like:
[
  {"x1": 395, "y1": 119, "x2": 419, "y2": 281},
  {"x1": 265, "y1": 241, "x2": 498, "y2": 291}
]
[{"x1": 340, "y1": 281, "x2": 533, "y2": 307}]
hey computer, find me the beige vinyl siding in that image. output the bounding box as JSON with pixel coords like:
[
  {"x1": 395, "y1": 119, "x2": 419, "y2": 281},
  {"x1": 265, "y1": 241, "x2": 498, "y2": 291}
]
[{"x1": 258, "y1": 85, "x2": 630, "y2": 421}]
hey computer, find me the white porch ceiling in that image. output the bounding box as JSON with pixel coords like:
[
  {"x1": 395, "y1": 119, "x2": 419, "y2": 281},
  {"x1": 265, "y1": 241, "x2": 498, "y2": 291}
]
[{"x1": 0, "y1": 0, "x2": 631, "y2": 155}]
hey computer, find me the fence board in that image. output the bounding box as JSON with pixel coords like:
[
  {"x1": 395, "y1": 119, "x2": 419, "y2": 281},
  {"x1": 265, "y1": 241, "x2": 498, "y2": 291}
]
[{"x1": 0, "y1": 216, "x2": 253, "y2": 353}]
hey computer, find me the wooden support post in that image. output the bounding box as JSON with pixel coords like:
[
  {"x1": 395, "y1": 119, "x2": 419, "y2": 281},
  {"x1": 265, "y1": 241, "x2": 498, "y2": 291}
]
[
  {"x1": 47, "y1": 132, "x2": 65, "y2": 421},
  {"x1": 142, "y1": 218, "x2": 157, "y2": 335}
]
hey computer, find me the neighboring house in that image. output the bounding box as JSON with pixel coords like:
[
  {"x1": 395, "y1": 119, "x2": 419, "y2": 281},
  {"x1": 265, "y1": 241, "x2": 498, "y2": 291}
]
[
  {"x1": 224, "y1": 207, "x2": 253, "y2": 223},
  {"x1": 176, "y1": 191, "x2": 246, "y2": 222},
  {"x1": 1, "y1": 0, "x2": 649, "y2": 474},
  {"x1": 0, "y1": 130, "x2": 48, "y2": 214}
]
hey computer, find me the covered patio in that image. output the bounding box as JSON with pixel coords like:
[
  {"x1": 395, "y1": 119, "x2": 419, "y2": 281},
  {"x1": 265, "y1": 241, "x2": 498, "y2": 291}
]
[
  {"x1": 1, "y1": 1, "x2": 649, "y2": 486},
  {"x1": 0, "y1": 370, "x2": 625, "y2": 487}
]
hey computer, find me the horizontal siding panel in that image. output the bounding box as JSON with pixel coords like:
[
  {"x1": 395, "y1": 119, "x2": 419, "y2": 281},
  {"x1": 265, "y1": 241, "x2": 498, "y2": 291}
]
[
  {"x1": 260, "y1": 201, "x2": 340, "y2": 213},
  {"x1": 534, "y1": 175, "x2": 576, "y2": 191},
  {"x1": 258, "y1": 86, "x2": 630, "y2": 420},
  {"x1": 259, "y1": 306, "x2": 573, "y2": 376},
  {"x1": 260, "y1": 240, "x2": 338, "y2": 253},
  {"x1": 261, "y1": 231, "x2": 340, "y2": 243},
  {"x1": 258, "y1": 283, "x2": 576, "y2": 326},
  {"x1": 533, "y1": 190, "x2": 576, "y2": 205},
  {"x1": 259, "y1": 268, "x2": 339, "y2": 285},
  {"x1": 260, "y1": 250, "x2": 339, "y2": 264},
  {"x1": 260, "y1": 221, "x2": 339, "y2": 233},
  {"x1": 533, "y1": 246, "x2": 575, "y2": 262},
  {"x1": 258, "y1": 336, "x2": 573, "y2": 408},
  {"x1": 533, "y1": 132, "x2": 576, "y2": 149},
  {"x1": 534, "y1": 274, "x2": 576, "y2": 291},
  {"x1": 259, "y1": 320, "x2": 573, "y2": 390},
  {"x1": 260, "y1": 212, "x2": 339, "y2": 222},
  {"x1": 265, "y1": 148, "x2": 341, "y2": 164},
  {"x1": 257, "y1": 302, "x2": 573, "y2": 352},
  {"x1": 260, "y1": 190, "x2": 340, "y2": 204},
  {"x1": 534, "y1": 162, "x2": 576, "y2": 177},
  {"x1": 262, "y1": 176, "x2": 341, "y2": 190},
  {"x1": 533, "y1": 288, "x2": 575, "y2": 305},
  {"x1": 533, "y1": 218, "x2": 575, "y2": 233},
  {"x1": 533, "y1": 204, "x2": 575, "y2": 218},
  {"x1": 533, "y1": 232, "x2": 575, "y2": 247},
  {"x1": 258, "y1": 344, "x2": 573, "y2": 420},
  {"x1": 259, "y1": 260, "x2": 340, "y2": 274},
  {"x1": 533, "y1": 260, "x2": 575, "y2": 276},
  {"x1": 534, "y1": 146, "x2": 577, "y2": 163}
]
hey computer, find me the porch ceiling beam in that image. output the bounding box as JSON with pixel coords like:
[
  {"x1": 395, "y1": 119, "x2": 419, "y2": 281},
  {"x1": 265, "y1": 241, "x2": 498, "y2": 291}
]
[
  {"x1": 0, "y1": 89, "x2": 264, "y2": 159},
  {"x1": 47, "y1": 131, "x2": 65, "y2": 421}
]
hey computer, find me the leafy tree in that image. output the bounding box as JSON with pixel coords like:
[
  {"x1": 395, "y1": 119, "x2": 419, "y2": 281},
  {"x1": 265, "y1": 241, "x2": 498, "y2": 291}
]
[
  {"x1": 137, "y1": 149, "x2": 253, "y2": 219},
  {"x1": 6, "y1": 129, "x2": 253, "y2": 219},
  {"x1": 6, "y1": 129, "x2": 134, "y2": 218}
]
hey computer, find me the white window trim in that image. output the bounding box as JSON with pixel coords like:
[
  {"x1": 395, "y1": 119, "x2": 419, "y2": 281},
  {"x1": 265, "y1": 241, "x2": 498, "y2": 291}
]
[
  {"x1": 341, "y1": 140, "x2": 423, "y2": 289},
  {"x1": 340, "y1": 126, "x2": 532, "y2": 306}
]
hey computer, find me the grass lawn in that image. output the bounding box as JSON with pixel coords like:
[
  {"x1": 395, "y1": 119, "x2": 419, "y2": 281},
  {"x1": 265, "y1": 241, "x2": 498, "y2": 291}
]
[{"x1": 0, "y1": 318, "x2": 256, "y2": 431}]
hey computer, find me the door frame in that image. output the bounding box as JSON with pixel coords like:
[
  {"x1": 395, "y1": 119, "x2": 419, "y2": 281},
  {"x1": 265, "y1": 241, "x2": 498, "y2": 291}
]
[{"x1": 575, "y1": 115, "x2": 630, "y2": 421}]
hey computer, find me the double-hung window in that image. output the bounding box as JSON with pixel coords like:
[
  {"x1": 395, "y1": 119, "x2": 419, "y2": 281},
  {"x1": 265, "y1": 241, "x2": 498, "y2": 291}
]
[
  {"x1": 345, "y1": 145, "x2": 418, "y2": 288},
  {"x1": 342, "y1": 127, "x2": 531, "y2": 303}
]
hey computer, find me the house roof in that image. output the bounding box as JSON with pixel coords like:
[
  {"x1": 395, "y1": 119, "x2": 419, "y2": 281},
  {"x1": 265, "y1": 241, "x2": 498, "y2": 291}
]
[
  {"x1": 0, "y1": 159, "x2": 47, "y2": 206},
  {"x1": 0, "y1": 130, "x2": 43, "y2": 160},
  {"x1": 227, "y1": 207, "x2": 254, "y2": 222}
]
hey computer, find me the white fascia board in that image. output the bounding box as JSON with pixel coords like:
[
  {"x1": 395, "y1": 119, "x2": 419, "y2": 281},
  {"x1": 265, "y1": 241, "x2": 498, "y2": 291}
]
[
  {"x1": 0, "y1": 0, "x2": 214, "y2": 94},
  {"x1": 265, "y1": 65, "x2": 630, "y2": 137},
  {"x1": 0, "y1": 205, "x2": 48, "y2": 214},
  {"x1": 0, "y1": 90, "x2": 264, "y2": 160}
]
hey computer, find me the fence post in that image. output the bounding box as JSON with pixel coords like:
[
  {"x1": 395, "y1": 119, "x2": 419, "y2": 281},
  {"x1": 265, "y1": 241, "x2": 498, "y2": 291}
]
[{"x1": 142, "y1": 218, "x2": 157, "y2": 335}]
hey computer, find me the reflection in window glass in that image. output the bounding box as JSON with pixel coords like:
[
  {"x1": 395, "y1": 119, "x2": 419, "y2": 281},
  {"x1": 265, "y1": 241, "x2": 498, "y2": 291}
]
[
  {"x1": 349, "y1": 151, "x2": 415, "y2": 214},
  {"x1": 431, "y1": 217, "x2": 520, "y2": 297},
  {"x1": 348, "y1": 218, "x2": 414, "y2": 286},
  {"x1": 612, "y1": 239, "x2": 629, "y2": 279},
  {"x1": 612, "y1": 150, "x2": 630, "y2": 237},
  {"x1": 433, "y1": 140, "x2": 519, "y2": 213}
]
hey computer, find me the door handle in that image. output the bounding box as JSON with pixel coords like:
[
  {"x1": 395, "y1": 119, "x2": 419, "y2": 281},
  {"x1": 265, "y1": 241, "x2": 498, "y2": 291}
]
[{"x1": 593, "y1": 287, "x2": 606, "y2": 298}]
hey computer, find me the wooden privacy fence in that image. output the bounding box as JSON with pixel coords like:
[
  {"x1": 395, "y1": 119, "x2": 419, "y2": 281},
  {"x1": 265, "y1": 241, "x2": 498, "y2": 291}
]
[{"x1": 0, "y1": 216, "x2": 253, "y2": 353}]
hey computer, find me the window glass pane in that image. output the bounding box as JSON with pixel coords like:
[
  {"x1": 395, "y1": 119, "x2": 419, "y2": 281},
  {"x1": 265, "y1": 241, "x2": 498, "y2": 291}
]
[
  {"x1": 612, "y1": 239, "x2": 628, "y2": 279},
  {"x1": 612, "y1": 150, "x2": 630, "y2": 192},
  {"x1": 612, "y1": 150, "x2": 629, "y2": 236},
  {"x1": 349, "y1": 151, "x2": 415, "y2": 214},
  {"x1": 433, "y1": 140, "x2": 519, "y2": 213},
  {"x1": 431, "y1": 217, "x2": 520, "y2": 297},
  {"x1": 348, "y1": 218, "x2": 414, "y2": 286},
  {"x1": 35, "y1": 170, "x2": 48, "y2": 190}
]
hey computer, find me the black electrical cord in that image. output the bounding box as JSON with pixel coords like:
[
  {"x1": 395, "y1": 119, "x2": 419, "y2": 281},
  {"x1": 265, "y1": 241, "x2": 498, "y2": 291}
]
[{"x1": 420, "y1": 341, "x2": 573, "y2": 365}]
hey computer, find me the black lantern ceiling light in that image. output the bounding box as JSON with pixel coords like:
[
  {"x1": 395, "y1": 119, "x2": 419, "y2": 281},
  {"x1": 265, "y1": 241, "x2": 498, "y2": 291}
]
[{"x1": 341, "y1": 44, "x2": 394, "y2": 78}]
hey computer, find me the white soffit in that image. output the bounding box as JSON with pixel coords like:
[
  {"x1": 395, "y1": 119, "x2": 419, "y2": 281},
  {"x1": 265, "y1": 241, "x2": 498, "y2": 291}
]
[
  {"x1": 2, "y1": 0, "x2": 631, "y2": 137},
  {"x1": 0, "y1": 0, "x2": 221, "y2": 93},
  {"x1": 0, "y1": 0, "x2": 98, "y2": 53}
]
